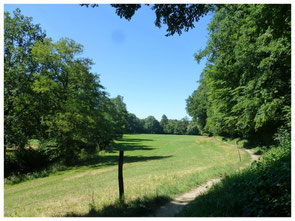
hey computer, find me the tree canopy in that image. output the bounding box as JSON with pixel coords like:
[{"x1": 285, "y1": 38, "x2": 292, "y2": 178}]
[
  {"x1": 186, "y1": 4, "x2": 291, "y2": 143},
  {"x1": 81, "y1": 4, "x2": 214, "y2": 36},
  {"x1": 4, "y1": 9, "x2": 47, "y2": 150},
  {"x1": 126, "y1": 113, "x2": 199, "y2": 136},
  {"x1": 4, "y1": 9, "x2": 129, "y2": 164}
]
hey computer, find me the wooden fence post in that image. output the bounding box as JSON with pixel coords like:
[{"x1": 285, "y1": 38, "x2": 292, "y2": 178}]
[
  {"x1": 118, "y1": 150, "x2": 124, "y2": 202},
  {"x1": 235, "y1": 141, "x2": 241, "y2": 162}
]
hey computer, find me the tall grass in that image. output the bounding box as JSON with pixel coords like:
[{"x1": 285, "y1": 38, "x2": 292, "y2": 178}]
[{"x1": 4, "y1": 134, "x2": 252, "y2": 217}]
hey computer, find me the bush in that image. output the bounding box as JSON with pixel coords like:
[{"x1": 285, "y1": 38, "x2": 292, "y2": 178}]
[
  {"x1": 186, "y1": 122, "x2": 200, "y2": 135},
  {"x1": 4, "y1": 139, "x2": 60, "y2": 178},
  {"x1": 244, "y1": 146, "x2": 291, "y2": 216},
  {"x1": 13, "y1": 148, "x2": 50, "y2": 172},
  {"x1": 274, "y1": 126, "x2": 291, "y2": 149},
  {"x1": 4, "y1": 152, "x2": 18, "y2": 178},
  {"x1": 4, "y1": 163, "x2": 67, "y2": 185}
]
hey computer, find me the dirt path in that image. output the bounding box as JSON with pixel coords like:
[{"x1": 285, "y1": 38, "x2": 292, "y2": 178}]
[
  {"x1": 150, "y1": 142, "x2": 260, "y2": 217},
  {"x1": 245, "y1": 149, "x2": 260, "y2": 161},
  {"x1": 149, "y1": 178, "x2": 221, "y2": 217}
]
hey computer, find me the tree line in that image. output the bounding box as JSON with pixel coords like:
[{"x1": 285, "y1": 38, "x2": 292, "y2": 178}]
[
  {"x1": 126, "y1": 114, "x2": 199, "y2": 135},
  {"x1": 4, "y1": 9, "x2": 131, "y2": 174},
  {"x1": 186, "y1": 4, "x2": 291, "y2": 145}
]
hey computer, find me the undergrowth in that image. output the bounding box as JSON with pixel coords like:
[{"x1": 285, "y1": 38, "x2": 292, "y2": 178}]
[
  {"x1": 4, "y1": 163, "x2": 67, "y2": 185},
  {"x1": 177, "y1": 145, "x2": 291, "y2": 217}
]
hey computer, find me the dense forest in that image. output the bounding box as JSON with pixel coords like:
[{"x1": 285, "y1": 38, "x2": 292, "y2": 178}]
[{"x1": 186, "y1": 4, "x2": 291, "y2": 146}]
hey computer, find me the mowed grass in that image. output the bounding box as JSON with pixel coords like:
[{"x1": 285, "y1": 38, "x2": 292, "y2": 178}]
[{"x1": 4, "y1": 134, "x2": 251, "y2": 217}]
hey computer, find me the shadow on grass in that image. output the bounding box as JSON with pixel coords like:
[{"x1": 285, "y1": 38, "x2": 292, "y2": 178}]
[
  {"x1": 5, "y1": 137, "x2": 167, "y2": 185},
  {"x1": 107, "y1": 137, "x2": 155, "y2": 153},
  {"x1": 119, "y1": 138, "x2": 154, "y2": 142},
  {"x1": 66, "y1": 195, "x2": 172, "y2": 217},
  {"x1": 109, "y1": 142, "x2": 155, "y2": 152},
  {"x1": 76, "y1": 137, "x2": 170, "y2": 168},
  {"x1": 76, "y1": 154, "x2": 172, "y2": 168}
]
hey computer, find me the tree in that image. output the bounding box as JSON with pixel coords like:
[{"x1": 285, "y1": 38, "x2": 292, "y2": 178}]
[
  {"x1": 81, "y1": 4, "x2": 215, "y2": 36},
  {"x1": 173, "y1": 121, "x2": 185, "y2": 135},
  {"x1": 4, "y1": 9, "x2": 131, "y2": 165},
  {"x1": 143, "y1": 116, "x2": 163, "y2": 134},
  {"x1": 191, "y1": 4, "x2": 291, "y2": 143},
  {"x1": 164, "y1": 120, "x2": 176, "y2": 134},
  {"x1": 186, "y1": 121, "x2": 200, "y2": 135},
  {"x1": 31, "y1": 37, "x2": 113, "y2": 160},
  {"x1": 4, "y1": 9, "x2": 46, "y2": 160},
  {"x1": 108, "y1": 95, "x2": 129, "y2": 138},
  {"x1": 160, "y1": 114, "x2": 168, "y2": 126},
  {"x1": 186, "y1": 78, "x2": 209, "y2": 135},
  {"x1": 173, "y1": 117, "x2": 189, "y2": 135},
  {"x1": 126, "y1": 113, "x2": 144, "y2": 134}
]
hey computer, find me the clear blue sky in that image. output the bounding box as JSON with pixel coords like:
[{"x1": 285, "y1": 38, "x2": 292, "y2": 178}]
[{"x1": 4, "y1": 4, "x2": 212, "y2": 121}]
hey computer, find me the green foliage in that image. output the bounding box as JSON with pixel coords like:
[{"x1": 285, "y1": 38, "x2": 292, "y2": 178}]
[
  {"x1": 30, "y1": 37, "x2": 114, "y2": 162},
  {"x1": 126, "y1": 113, "x2": 144, "y2": 134},
  {"x1": 274, "y1": 127, "x2": 291, "y2": 150},
  {"x1": 143, "y1": 116, "x2": 163, "y2": 134},
  {"x1": 160, "y1": 114, "x2": 168, "y2": 128},
  {"x1": 162, "y1": 118, "x2": 196, "y2": 135},
  {"x1": 274, "y1": 106, "x2": 291, "y2": 148},
  {"x1": 182, "y1": 6, "x2": 291, "y2": 216},
  {"x1": 173, "y1": 117, "x2": 189, "y2": 135},
  {"x1": 109, "y1": 95, "x2": 129, "y2": 138},
  {"x1": 125, "y1": 114, "x2": 198, "y2": 136},
  {"x1": 187, "y1": 5, "x2": 291, "y2": 142},
  {"x1": 186, "y1": 79, "x2": 209, "y2": 135},
  {"x1": 186, "y1": 121, "x2": 200, "y2": 135},
  {"x1": 4, "y1": 146, "x2": 56, "y2": 178},
  {"x1": 4, "y1": 9, "x2": 131, "y2": 171},
  {"x1": 126, "y1": 114, "x2": 196, "y2": 136},
  {"x1": 4, "y1": 9, "x2": 46, "y2": 150},
  {"x1": 82, "y1": 4, "x2": 214, "y2": 36},
  {"x1": 4, "y1": 163, "x2": 66, "y2": 185}
]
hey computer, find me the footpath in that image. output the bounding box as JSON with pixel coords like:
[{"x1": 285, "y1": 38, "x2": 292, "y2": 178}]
[{"x1": 150, "y1": 140, "x2": 260, "y2": 217}]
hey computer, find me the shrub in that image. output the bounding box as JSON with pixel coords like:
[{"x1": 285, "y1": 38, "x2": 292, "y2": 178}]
[
  {"x1": 186, "y1": 122, "x2": 200, "y2": 135},
  {"x1": 4, "y1": 139, "x2": 60, "y2": 178},
  {"x1": 4, "y1": 163, "x2": 67, "y2": 185},
  {"x1": 14, "y1": 148, "x2": 50, "y2": 173}
]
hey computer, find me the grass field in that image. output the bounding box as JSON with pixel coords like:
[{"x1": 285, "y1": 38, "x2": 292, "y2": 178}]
[{"x1": 4, "y1": 134, "x2": 252, "y2": 217}]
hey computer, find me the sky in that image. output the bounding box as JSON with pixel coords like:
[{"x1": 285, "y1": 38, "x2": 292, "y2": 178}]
[{"x1": 4, "y1": 4, "x2": 212, "y2": 121}]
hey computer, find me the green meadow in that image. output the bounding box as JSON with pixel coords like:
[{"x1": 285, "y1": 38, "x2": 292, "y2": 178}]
[{"x1": 4, "y1": 134, "x2": 251, "y2": 217}]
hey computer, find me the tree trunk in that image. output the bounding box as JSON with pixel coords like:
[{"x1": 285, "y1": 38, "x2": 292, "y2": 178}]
[{"x1": 4, "y1": 136, "x2": 7, "y2": 162}]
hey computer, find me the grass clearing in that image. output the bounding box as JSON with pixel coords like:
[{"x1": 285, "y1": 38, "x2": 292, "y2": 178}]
[{"x1": 4, "y1": 134, "x2": 252, "y2": 217}]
